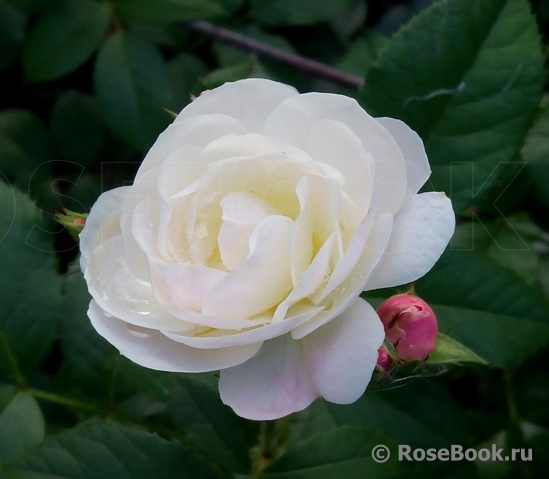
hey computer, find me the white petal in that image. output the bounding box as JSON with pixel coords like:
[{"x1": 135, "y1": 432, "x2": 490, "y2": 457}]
[
  {"x1": 219, "y1": 333, "x2": 317, "y2": 420},
  {"x1": 272, "y1": 232, "x2": 335, "y2": 323},
  {"x1": 80, "y1": 187, "x2": 128, "y2": 271},
  {"x1": 88, "y1": 300, "x2": 262, "y2": 372},
  {"x1": 302, "y1": 298, "x2": 384, "y2": 403},
  {"x1": 136, "y1": 114, "x2": 247, "y2": 180},
  {"x1": 148, "y1": 260, "x2": 226, "y2": 312},
  {"x1": 85, "y1": 235, "x2": 190, "y2": 331},
  {"x1": 376, "y1": 117, "x2": 431, "y2": 194},
  {"x1": 290, "y1": 177, "x2": 313, "y2": 285},
  {"x1": 292, "y1": 213, "x2": 394, "y2": 339},
  {"x1": 317, "y1": 212, "x2": 374, "y2": 302},
  {"x1": 218, "y1": 191, "x2": 280, "y2": 271},
  {"x1": 364, "y1": 192, "x2": 455, "y2": 291},
  {"x1": 162, "y1": 303, "x2": 323, "y2": 349},
  {"x1": 200, "y1": 133, "x2": 314, "y2": 165},
  {"x1": 264, "y1": 92, "x2": 408, "y2": 215},
  {"x1": 306, "y1": 119, "x2": 373, "y2": 210},
  {"x1": 202, "y1": 215, "x2": 293, "y2": 319},
  {"x1": 175, "y1": 78, "x2": 298, "y2": 133}
]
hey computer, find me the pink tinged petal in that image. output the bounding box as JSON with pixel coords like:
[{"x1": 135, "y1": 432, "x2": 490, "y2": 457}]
[
  {"x1": 364, "y1": 192, "x2": 455, "y2": 291},
  {"x1": 85, "y1": 235, "x2": 191, "y2": 331},
  {"x1": 148, "y1": 260, "x2": 226, "y2": 312},
  {"x1": 80, "y1": 186, "x2": 128, "y2": 271},
  {"x1": 202, "y1": 215, "x2": 294, "y2": 319},
  {"x1": 135, "y1": 114, "x2": 247, "y2": 180},
  {"x1": 88, "y1": 300, "x2": 263, "y2": 373},
  {"x1": 306, "y1": 119, "x2": 373, "y2": 211},
  {"x1": 161, "y1": 303, "x2": 323, "y2": 349},
  {"x1": 292, "y1": 213, "x2": 394, "y2": 339},
  {"x1": 264, "y1": 92, "x2": 408, "y2": 215},
  {"x1": 376, "y1": 117, "x2": 431, "y2": 195},
  {"x1": 218, "y1": 191, "x2": 280, "y2": 271},
  {"x1": 302, "y1": 298, "x2": 384, "y2": 403},
  {"x1": 219, "y1": 333, "x2": 317, "y2": 420},
  {"x1": 175, "y1": 78, "x2": 298, "y2": 133}
]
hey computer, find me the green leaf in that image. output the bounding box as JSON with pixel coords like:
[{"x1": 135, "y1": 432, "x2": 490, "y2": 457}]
[
  {"x1": 327, "y1": 381, "x2": 467, "y2": 448},
  {"x1": 60, "y1": 270, "x2": 129, "y2": 399},
  {"x1": 0, "y1": 110, "x2": 54, "y2": 189},
  {"x1": 23, "y1": 0, "x2": 111, "y2": 82},
  {"x1": 4, "y1": 422, "x2": 218, "y2": 479},
  {"x1": 170, "y1": 375, "x2": 251, "y2": 473},
  {"x1": 361, "y1": 0, "x2": 544, "y2": 213},
  {"x1": 200, "y1": 61, "x2": 254, "y2": 90},
  {"x1": 0, "y1": 2, "x2": 26, "y2": 72},
  {"x1": 50, "y1": 92, "x2": 106, "y2": 167},
  {"x1": 0, "y1": 389, "x2": 44, "y2": 464},
  {"x1": 265, "y1": 425, "x2": 399, "y2": 479},
  {"x1": 426, "y1": 333, "x2": 488, "y2": 365},
  {"x1": 114, "y1": 0, "x2": 227, "y2": 22},
  {"x1": 415, "y1": 250, "x2": 549, "y2": 367},
  {"x1": 168, "y1": 54, "x2": 208, "y2": 111},
  {"x1": 0, "y1": 183, "x2": 62, "y2": 382},
  {"x1": 94, "y1": 32, "x2": 175, "y2": 151},
  {"x1": 523, "y1": 103, "x2": 549, "y2": 210},
  {"x1": 250, "y1": 0, "x2": 355, "y2": 26}
]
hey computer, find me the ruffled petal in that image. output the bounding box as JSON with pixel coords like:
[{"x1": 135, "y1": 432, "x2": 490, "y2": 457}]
[
  {"x1": 306, "y1": 119, "x2": 373, "y2": 210},
  {"x1": 302, "y1": 298, "x2": 384, "y2": 403},
  {"x1": 136, "y1": 114, "x2": 247, "y2": 180},
  {"x1": 218, "y1": 191, "x2": 280, "y2": 271},
  {"x1": 219, "y1": 333, "x2": 316, "y2": 420},
  {"x1": 364, "y1": 192, "x2": 455, "y2": 291},
  {"x1": 292, "y1": 213, "x2": 394, "y2": 339},
  {"x1": 376, "y1": 117, "x2": 431, "y2": 195},
  {"x1": 264, "y1": 92, "x2": 408, "y2": 215},
  {"x1": 202, "y1": 215, "x2": 293, "y2": 319},
  {"x1": 88, "y1": 300, "x2": 262, "y2": 372},
  {"x1": 175, "y1": 79, "x2": 298, "y2": 133},
  {"x1": 85, "y1": 235, "x2": 190, "y2": 331},
  {"x1": 80, "y1": 186, "x2": 128, "y2": 271}
]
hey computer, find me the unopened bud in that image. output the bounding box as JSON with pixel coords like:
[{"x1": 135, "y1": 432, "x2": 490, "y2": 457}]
[
  {"x1": 376, "y1": 293, "x2": 438, "y2": 361},
  {"x1": 376, "y1": 346, "x2": 391, "y2": 371}
]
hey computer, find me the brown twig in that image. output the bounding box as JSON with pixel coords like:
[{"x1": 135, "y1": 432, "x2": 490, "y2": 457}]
[{"x1": 186, "y1": 20, "x2": 365, "y2": 89}]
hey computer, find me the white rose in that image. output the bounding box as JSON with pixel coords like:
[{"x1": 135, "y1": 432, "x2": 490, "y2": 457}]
[{"x1": 80, "y1": 78, "x2": 455, "y2": 420}]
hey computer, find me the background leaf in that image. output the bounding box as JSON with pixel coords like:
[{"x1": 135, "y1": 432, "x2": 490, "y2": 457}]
[
  {"x1": 170, "y1": 375, "x2": 252, "y2": 473},
  {"x1": 94, "y1": 32, "x2": 175, "y2": 151},
  {"x1": 0, "y1": 388, "x2": 44, "y2": 464},
  {"x1": 0, "y1": 2, "x2": 26, "y2": 72},
  {"x1": 250, "y1": 0, "x2": 355, "y2": 26},
  {"x1": 114, "y1": 0, "x2": 229, "y2": 22},
  {"x1": 3, "y1": 422, "x2": 218, "y2": 479},
  {"x1": 23, "y1": 0, "x2": 111, "y2": 82},
  {"x1": 0, "y1": 182, "x2": 62, "y2": 382},
  {"x1": 362, "y1": 0, "x2": 544, "y2": 213}
]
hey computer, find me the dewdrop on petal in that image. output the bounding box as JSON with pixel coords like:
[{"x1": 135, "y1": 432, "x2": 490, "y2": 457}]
[{"x1": 377, "y1": 293, "x2": 438, "y2": 361}]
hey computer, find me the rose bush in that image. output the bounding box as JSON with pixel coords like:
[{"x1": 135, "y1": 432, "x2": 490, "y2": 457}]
[{"x1": 80, "y1": 78, "x2": 455, "y2": 420}]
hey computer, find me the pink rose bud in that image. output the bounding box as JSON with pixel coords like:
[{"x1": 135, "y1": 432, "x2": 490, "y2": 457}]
[
  {"x1": 376, "y1": 293, "x2": 438, "y2": 361},
  {"x1": 376, "y1": 346, "x2": 391, "y2": 371}
]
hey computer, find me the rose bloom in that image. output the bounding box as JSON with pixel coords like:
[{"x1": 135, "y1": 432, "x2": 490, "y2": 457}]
[{"x1": 80, "y1": 79, "x2": 454, "y2": 420}]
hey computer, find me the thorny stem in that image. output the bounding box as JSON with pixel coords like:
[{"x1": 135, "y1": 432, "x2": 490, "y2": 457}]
[
  {"x1": 252, "y1": 421, "x2": 280, "y2": 478},
  {"x1": 185, "y1": 20, "x2": 365, "y2": 89}
]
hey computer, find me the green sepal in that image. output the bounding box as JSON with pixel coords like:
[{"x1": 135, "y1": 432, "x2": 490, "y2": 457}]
[
  {"x1": 54, "y1": 208, "x2": 88, "y2": 241},
  {"x1": 426, "y1": 333, "x2": 489, "y2": 366}
]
